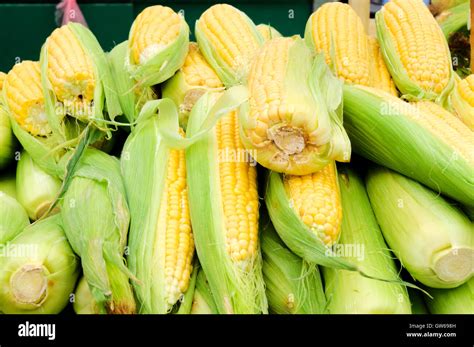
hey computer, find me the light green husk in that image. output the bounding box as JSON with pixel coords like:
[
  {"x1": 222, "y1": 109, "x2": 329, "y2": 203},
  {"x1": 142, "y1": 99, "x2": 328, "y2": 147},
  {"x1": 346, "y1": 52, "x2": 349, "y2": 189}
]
[
  {"x1": 73, "y1": 277, "x2": 100, "y2": 314},
  {"x1": 127, "y1": 15, "x2": 189, "y2": 87},
  {"x1": 322, "y1": 167, "x2": 411, "y2": 314},
  {"x1": 0, "y1": 214, "x2": 79, "y2": 314},
  {"x1": 343, "y1": 84, "x2": 474, "y2": 207},
  {"x1": 60, "y1": 148, "x2": 135, "y2": 314},
  {"x1": 121, "y1": 98, "x2": 194, "y2": 314},
  {"x1": 175, "y1": 262, "x2": 199, "y2": 314},
  {"x1": 376, "y1": 7, "x2": 455, "y2": 105},
  {"x1": 261, "y1": 217, "x2": 326, "y2": 314},
  {"x1": 0, "y1": 105, "x2": 15, "y2": 170},
  {"x1": 437, "y1": 2, "x2": 470, "y2": 37},
  {"x1": 0, "y1": 172, "x2": 17, "y2": 199},
  {"x1": 366, "y1": 166, "x2": 474, "y2": 289},
  {"x1": 108, "y1": 41, "x2": 156, "y2": 124},
  {"x1": 425, "y1": 278, "x2": 474, "y2": 314},
  {"x1": 195, "y1": 5, "x2": 264, "y2": 87},
  {"x1": 191, "y1": 268, "x2": 218, "y2": 314},
  {"x1": 16, "y1": 151, "x2": 61, "y2": 220},
  {"x1": 0, "y1": 191, "x2": 29, "y2": 244}
]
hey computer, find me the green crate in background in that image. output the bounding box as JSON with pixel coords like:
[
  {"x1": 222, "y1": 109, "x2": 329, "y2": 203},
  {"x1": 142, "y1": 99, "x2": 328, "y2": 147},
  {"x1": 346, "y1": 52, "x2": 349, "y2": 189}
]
[{"x1": 0, "y1": 1, "x2": 313, "y2": 72}]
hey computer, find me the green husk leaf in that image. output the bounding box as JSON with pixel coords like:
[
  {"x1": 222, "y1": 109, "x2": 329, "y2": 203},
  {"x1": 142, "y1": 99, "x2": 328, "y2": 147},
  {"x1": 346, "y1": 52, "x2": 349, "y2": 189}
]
[
  {"x1": 424, "y1": 278, "x2": 474, "y2": 314},
  {"x1": 191, "y1": 268, "x2": 219, "y2": 314},
  {"x1": 176, "y1": 261, "x2": 199, "y2": 314},
  {"x1": 0, "y1": 191, "x2": 29, "y2": 244},
  {"x1": 437, "y1": 2, "x2": 470, "y2": 37}
]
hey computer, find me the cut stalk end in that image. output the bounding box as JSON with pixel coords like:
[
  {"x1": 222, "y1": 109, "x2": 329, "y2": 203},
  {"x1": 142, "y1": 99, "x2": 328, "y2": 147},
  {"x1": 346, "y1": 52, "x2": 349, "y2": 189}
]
[
  {"x1": 433, "y1": 248, "x2": 474, "y2": 283},
  {"x1": 11, "y1": 264, "x2": 49, "y2": 306}
]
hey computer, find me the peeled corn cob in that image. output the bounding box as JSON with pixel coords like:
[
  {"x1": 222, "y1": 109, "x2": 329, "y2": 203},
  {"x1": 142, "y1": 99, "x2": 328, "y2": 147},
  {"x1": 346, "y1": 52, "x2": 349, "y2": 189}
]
[
  {"x1": 196, "y1": 4, "x2": 264, "y2": 87},
  {"x1": 256, "y1": 24, "x2": 282, "y2": 41},
  {"x1": 376, "y1": 0, "x2": 454, "y2": 103},
  {"x1": 368, "y1": 37, "x2": 398, "y2": 95},
  {"x1": 305, "y1": 3, "x2": 371, "y2": 86},
  {"x1": 162, "y1": 42, "x2": 224, "y2": 128},
  {"x1": 451, "y1": 74, "x2": 474, "y2": 130},
  {"x1": 128, "y1": 5, "x2": 189, "y2": 87},
  {"x1": 239, "y1": 36, "x2": 350, "y2": 175},
  {"x1": 323, "y1": 167, "x2": 411, "y2": 314},
  {"x1": 121, "y1": 100, "x2": 194, "y2": 313},
  {"x1": 343, "y1": 84, "x2": 474, "y2": 207},
  {"x1": 366, "y1": 166, "x2": 474, "y2": 289}
]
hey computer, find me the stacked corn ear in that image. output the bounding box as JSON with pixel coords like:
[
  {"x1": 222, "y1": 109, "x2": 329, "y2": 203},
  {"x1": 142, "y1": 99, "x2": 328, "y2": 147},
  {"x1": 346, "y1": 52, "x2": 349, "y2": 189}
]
[
  {"x1": 108, "y1": 41, "x2": 157, "y2": 124},
  {"x1": 162, "y1": 42, "x2": 224, "y2": 129},
  {"x1": 41, "y1": 23, "x2": 122, "y2": 134},
  {"x1": 0, "y1": 215, "x2": 80, "y2": 314},
  {"x1": 196, "y1": 4, "x2": 264, "y2": 87},
  {"x1": 0, "y1": 71, "x2": 16, "y2": 170},
  {"x1": 60, "y1": 149, "x2": 136, "y2": 314},
  {"x1": 127, "y1": 5, "x2": 189, "y2": 87},
  {"x1": 425, "y1": 278, "x2": 474, "y2": 314},
  {"x1": 451, "y1": 74, "x2": 474, "y2": 130},
  {"x1": 256, "y1": 24, "x2": 282, "y2": 41},
  {"x1": 73, "y1": 277, "x2": 100, "y2": 314},
  {"x1": 343, "y1": 84, "x2": 473, "y2": 207},
  {"x1": 185, "y1": 91, "x2": 267, "y2": 314},
  {"x1": 376, "y1": 0, "x2": 455, "y2": 104},
  {"x1": 0, "y1": 190, "x2": 29, "y2": 245},
  {"x1": 261, "y1": 218, "x2": 327, "y2": 314},
  {"x1": 322, "y1": 167, "x2": 411, "y2": 314},
  {"x1": 239, "y1": 36, "x2": 351, "y2": 175},
  {"x1": 0, "y1": 172, "x2": 17, "y2": 199},
  {"x1": 16, "y1": 151, "x2": 61, "y2": 220},
  {"x1": 191, "y1": 269, "x2": 218, "y2": 314},
  {"x1": 368, "y1": 37, "x2": 398, "y2": 96},
  {"x1": 305, "y1": 3, "x2": 371, "y2": 86},
  {"x1": 366, "y1": 166, "x2": 473, "y2": 288},
  {"x1": 121, "y1": 99, "x2": 195, "y2": 314}
]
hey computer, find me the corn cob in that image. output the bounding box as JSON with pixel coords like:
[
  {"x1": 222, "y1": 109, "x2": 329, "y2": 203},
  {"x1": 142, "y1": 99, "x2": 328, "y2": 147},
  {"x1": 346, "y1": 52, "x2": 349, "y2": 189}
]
[
  {"x1": 425, "y1": 278, "x2": 474, "y2": 314},
  {"x1": 3, "y1": 61, "x2": 50, "y2": 136},
  {"x1": 323, "y1": 167, "x2": 411, "y2": 314},
  {"x1": 121, "y1": 100, "x2": 194, "y2": 313},
  {"x1": 368, "y1": 37, "x2": 398, "y2": 95},
  {"x1": 366, "y1": 166, "x2": 474, "y2": 288},
  {"x1": 261, "y1": 218, "x2": 327, "y2": 314},
  {"x1": 451, "y1": 74, "x2": 474, "y2": 130},
  {"x1": 0, "y1": 189, "x2": 29, "y2": 245},
  {"x1": 239, "y1": 36, "x2": 350, "y2": 175},
  {"x1": 305, "y1": 3, "x2": 371, "y2": 86},
  {"x1": 128, "y1": 5, "x2": 189, "y2": 87},
  {"x1": 185, "y1": 92, "x2": 267, "y2": 314},
  {"x1": 0, "y1": 71, "x2": 6, "y2": 91},
  {"x1": 376, "y1": 0, "x2": 454, "y2": 103},
  {"x1": 195, "y1": 4, "x2": 264, "y2": 87},
  {"x1": 256, "y1": 24, "x2": 282, "y2": 41},
  {"x1": 343, "y1": 84, "x2": 474, "y2": 207},
  {"x1": 162, "y1": 42, "x2": 223, "y2": 128}
]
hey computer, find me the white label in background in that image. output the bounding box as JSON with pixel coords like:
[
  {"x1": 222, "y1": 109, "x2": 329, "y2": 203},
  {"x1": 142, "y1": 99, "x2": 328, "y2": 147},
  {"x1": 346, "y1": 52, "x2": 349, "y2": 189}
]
[{"x1": 18, "y1": 321, "x2": 56, "y2": 341}]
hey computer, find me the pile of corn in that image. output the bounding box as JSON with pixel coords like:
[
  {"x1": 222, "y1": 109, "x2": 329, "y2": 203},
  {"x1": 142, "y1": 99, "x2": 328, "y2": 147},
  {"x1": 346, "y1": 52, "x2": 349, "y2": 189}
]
[{"x1": 0, "y1": 0, "x2": 472, "y2": 315}]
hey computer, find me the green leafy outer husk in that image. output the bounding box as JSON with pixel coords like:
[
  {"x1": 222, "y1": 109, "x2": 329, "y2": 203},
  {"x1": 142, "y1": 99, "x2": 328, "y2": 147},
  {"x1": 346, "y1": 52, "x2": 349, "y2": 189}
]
[
  {"x1": 191, "y1": 268, "x2": 219, "y2": 314},
  {"x1": 185, "y1": 92, "x2": 268, "y2": 314},
  {"x1": 0, "y1": 214, "x2": 79, "y2": 314},
  {"x1": 108, "y1": 41, "x2": 156, "y2": 124},
  {"x1": 322, "y1": 167, "x2": 411, "y2": 314},
  {"x1": 16, "y1": 151, "x2": 61, "y2": 221},
  {"x1": 127, "y1": 17, "x2": 189, "y2": 87},
  {"x1": 342, "y1": 84, "x2": 474, "y2": 207},
  {"x1": 0, "y1": 106, "x2": 15, "y2": 169},
  {"x1": 121, "y1": 98, "x2": 191, "y2": 314},
  {"x1": 375, "y1": 10, "x2": 455, "y2": 105},
  {"x1": 408, "y1": 288, "x2": 429, "y2": 314},
  {"x1": 366, "y1": 166, "x2": 474, "y2": 289},
  {"x1": 0, "y1": 191, "x2": 29, "y2": 244},
  {"x1": 437, "y1": 2, "x2": 470, "y2": 37},
  {"x1": 0, "y1": 172, "x2": 17, "y2": 200},
  {"x1": 73, "y1": 276, "x2": 101, "y2": 314},
  {"x1": 425, "y1": 278, "x2": 474, "y2": 314},
  {"x1": 431, "y1": 0, "x2": 468, "y2": 12},
  {"x1": 175, "y1": 261, "x2": 199, "y2": 314},
  {"x1": 195, "y1": 7, "x2": 263, "y2": 87},
  {"x1": 60, "y1": 148, "x2": 135, "y2": 314},
  {"x1": 261, "y1": 217, "x2": 326, "y2": 314}
]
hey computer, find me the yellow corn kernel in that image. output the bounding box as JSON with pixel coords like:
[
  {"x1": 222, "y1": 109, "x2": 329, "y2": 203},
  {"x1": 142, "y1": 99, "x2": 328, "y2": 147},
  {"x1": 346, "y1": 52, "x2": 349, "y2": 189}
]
[
  {"x1": 157, "y1": 145, "x2": 194, "y2": 306},
  {"x1": 3, "y1": 61, "x2": 50, "y2": 136},
  {"x1": 216, "y1": 110, "x2": 259, "y2": 263},
  {"x1": 306, "y1": 3, "x2": 371, "y2": 86},
  {"x1": 284, "y1": 163, "x2": 342, "y2": 246},
  {"x1": 0, "y1": 72, "x2": 6, "y2": 91},
  {"x1": 451, "y1": 75, "x2": 474, "y2": 130},
  {"x1": 129, "y1": 5, "x2": 182, "y2": 65},
  {"x1": 381, "y1": 0, "x2": 451, "y2": 95},
  {"x1": 182, "y1": 43, "x2": 223, "y2": 89},
  {"x1": 457, "y1": 75, "x2": 474, "y2": 107},
  {"x1": 46, "y1": 25, "x2": 95, "y2": 120},
  {"x1": 368, "y1": 37, "x2": 398, "y2": 96},
  {"x1": 256, "y1": 24, "x2": 282, "y2": 41}
]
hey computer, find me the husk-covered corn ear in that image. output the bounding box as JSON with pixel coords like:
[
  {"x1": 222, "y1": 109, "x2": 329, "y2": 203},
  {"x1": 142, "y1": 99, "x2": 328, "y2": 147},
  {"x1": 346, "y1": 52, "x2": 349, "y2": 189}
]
[
  {"x1": 73, "y1": 277, "x2": 100, "y2": 314},
  {"x1": 425, "y1": 278, "x2": 473, "y2": 314},
  {"x1": 0, "y1": 190, "x2": 29, "y2": 245},
  {"x1": 451, "y1": 74, "x2": 474, "y2": 130}
]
